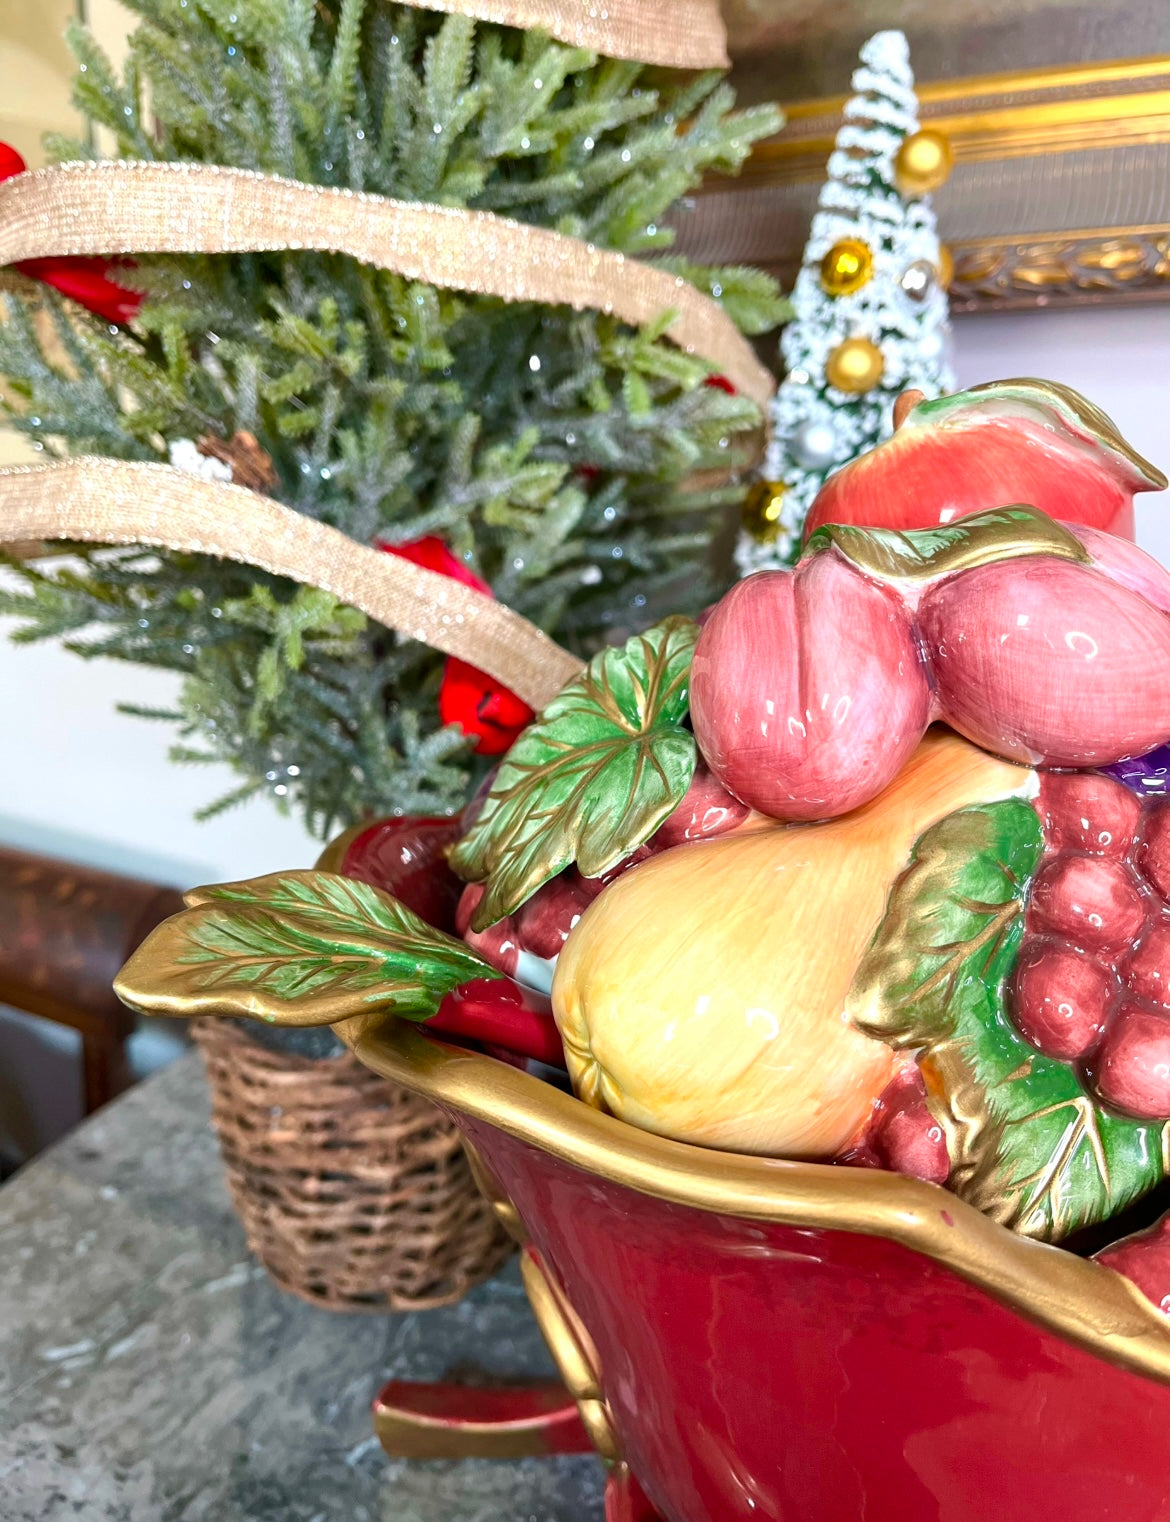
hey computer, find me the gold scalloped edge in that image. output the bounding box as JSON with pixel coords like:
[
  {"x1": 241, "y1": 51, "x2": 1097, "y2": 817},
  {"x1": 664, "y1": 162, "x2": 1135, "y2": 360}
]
[{"x1": 336, "y1": 1017, "x2": 1170, "y2": 1387}]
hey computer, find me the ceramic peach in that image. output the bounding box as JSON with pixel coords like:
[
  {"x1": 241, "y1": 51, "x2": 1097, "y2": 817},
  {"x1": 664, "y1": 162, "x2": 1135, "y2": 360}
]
[
  {"x1": 919, "y1": 557, "x2": 1170, "y2": 765},
  {"x1": 803, "y1": 378, "x2": 1167, "y2": 543},
  {"x1": 692, "y1": 507, "x2": 1170, "y2": 821},
  {"x1": 689, "y1": 548, "x2": 931, "y2": 820}
]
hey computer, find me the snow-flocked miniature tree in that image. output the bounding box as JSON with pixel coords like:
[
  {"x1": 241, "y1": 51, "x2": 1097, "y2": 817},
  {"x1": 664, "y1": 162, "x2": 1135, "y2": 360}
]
[{"x1": 738, "y1": 29, "x2": 954, "y2": 572}]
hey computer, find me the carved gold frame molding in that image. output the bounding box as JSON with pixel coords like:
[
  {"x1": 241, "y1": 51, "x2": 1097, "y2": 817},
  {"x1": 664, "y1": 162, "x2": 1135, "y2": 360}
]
[{"x1": 670, "y1": 57, "x2": 1170, "y2": 312}]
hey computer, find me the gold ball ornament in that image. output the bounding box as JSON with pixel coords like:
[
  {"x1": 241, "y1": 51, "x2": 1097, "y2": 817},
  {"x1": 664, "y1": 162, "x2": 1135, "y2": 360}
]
[
  {"x1": 894, "y1": 128, "x2": 954, "y2": 197},
  {"x1": 936, "y1": 241, "x2": 955, "y2": 290},
  {"x1": 819, "y1": 238, "x2": 874, "y2": 297},
  {"x1": 825, "y1": 337, "x2": 885, "y2": 395},
  {"x1": 741, "y1": 479, "x2": 787, "y2": 543}
]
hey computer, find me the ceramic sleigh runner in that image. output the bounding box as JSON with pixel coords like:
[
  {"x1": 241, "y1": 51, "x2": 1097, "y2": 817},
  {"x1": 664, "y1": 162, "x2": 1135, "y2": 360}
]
[{"x1": 116, "y1": 378, "x2": 1170, "y2": 1294}]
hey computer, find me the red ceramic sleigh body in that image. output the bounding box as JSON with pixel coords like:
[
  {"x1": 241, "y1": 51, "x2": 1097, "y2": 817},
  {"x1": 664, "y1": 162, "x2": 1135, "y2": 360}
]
[{"x1": 343, "y1": 1018, "x2": 1170, "y2": 1522}]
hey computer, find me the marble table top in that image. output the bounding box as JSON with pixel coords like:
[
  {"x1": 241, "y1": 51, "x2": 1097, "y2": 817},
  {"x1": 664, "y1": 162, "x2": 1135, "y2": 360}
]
[{"x1": 0, "y1": 1051, "x2": 605, "y2": 1522}]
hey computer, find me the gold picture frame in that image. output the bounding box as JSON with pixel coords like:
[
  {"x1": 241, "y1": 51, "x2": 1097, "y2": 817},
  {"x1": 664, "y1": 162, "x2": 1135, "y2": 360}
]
[{"x1": 671, "y1": 56, "x2": 1170, "y2": 312}]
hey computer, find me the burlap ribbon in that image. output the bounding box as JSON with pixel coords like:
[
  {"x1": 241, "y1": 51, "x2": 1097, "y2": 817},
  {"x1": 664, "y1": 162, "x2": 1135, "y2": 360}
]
[
  {"x1": 414, "y1": 0, "x2": 729, "y2": 67},
  {"x1": 0, "y1": 162, "x2": 774, "y2": 406},
  {"x1": 0, "y1": 0, "x2": 763, "y2": 708},
  {"x1": 0, "y1": 459, "x2": 585, "y2": 709}
]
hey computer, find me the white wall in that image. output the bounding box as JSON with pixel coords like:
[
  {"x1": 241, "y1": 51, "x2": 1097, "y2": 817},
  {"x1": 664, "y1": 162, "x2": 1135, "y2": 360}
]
[{"x1": 1, "y1": 303, "x2": 1168, "y2": 889}]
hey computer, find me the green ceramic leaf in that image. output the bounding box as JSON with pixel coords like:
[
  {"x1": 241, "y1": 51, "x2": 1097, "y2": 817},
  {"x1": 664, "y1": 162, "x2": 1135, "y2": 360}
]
[
  {"x1": 849, "y1": 799, "x2": 1168, "y2": 1242},
  {"x1": 114, "y1": 870, "x2": 499, "y2": 1027},
  {"x1": 450, "y1": 615, "x2": 699, "y2": 931},
  {"x1": 802, "y1": 504, "x2": 1090, "y2": 584}
]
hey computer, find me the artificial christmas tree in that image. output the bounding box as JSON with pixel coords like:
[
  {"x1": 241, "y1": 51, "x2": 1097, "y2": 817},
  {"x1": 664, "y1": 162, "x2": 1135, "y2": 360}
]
[
  {"x1": 0, "y1": 0, "x2": 784, "y2": 838},
  {"x1": 738, "y1": 30, "x2": 954, "y2": 572}
]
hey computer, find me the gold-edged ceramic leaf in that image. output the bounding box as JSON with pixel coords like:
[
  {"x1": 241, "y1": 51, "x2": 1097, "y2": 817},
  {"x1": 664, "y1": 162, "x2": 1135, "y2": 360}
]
[
  {"x1": 114, "y1": 870, "x2": 499, "y2": 1027},
  {"x1": 849, "y1": 800, "x2": 1167, "y2": 1242},
  {"x1": 964, "y1": 378, "x2": 1168, "y2": 489},
  {"x1": 450, "y1": 616, "x2": 699, "y2": 932},
  {"x1": 802, "y1": 504, "x2": 1090, "y2": 584}
]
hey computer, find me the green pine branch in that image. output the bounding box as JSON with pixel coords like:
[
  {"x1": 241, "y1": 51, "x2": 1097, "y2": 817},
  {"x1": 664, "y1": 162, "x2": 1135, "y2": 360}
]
[{"x1": 0, "y1": 1, "x2": 786, "y2": 839}]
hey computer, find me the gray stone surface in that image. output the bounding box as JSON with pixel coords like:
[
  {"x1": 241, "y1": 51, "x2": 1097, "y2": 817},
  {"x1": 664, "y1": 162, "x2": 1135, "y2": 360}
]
[{"x1": 0, "y1": 1052, "x2": 605, "y2": 1521}]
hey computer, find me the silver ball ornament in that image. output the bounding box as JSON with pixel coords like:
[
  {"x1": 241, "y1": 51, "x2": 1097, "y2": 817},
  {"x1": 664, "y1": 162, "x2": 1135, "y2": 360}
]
[
  {"x1": 791, "y1": 420, "x2": 839, "y2": 470},
  {"x1": 900, "y1": 259, "x2": 937, "y2": 302}
]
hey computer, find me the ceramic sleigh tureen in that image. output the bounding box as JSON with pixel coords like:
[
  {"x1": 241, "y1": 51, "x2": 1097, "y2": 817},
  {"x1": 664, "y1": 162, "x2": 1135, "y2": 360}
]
[{"x1": 117, "y1": 380, "x2": 1170, "y2": 1522}]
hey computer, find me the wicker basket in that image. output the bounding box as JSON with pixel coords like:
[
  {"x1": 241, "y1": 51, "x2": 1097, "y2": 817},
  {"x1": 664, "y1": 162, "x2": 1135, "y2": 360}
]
[{"x1": 193, "y1": 1018, "x2": 513, "y2": 1311}]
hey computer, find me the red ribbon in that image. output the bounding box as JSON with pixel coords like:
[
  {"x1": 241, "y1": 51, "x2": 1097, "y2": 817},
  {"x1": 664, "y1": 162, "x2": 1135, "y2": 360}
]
[{"x1": 0, "y1": 144, "x2": 141, "y2": 323}]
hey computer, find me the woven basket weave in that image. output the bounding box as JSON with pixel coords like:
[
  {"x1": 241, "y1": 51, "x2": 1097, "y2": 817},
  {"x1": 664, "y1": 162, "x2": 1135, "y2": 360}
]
[{"x1": 193, "y1": 1017, "x2": 513, "y2": 1311}]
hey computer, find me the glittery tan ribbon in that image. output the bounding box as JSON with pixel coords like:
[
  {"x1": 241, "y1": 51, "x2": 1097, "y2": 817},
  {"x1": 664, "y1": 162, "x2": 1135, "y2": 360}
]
[
  {"x1": 414, "y1": 0, "x2": 728, "y2": 67},
  {"x1": 0, "y1": 162, "x2": 774, "y2": 406},
  {"x1": 0, "y1": 459, "x2": 585, "y2": 708}
]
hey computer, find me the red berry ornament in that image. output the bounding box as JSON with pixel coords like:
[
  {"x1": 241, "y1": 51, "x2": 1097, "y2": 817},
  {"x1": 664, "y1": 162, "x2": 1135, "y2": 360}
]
[
  {"x1": 380, "y1": 536, "x2": 534, "y2": 755},
  {"x1": 379, "y1": 533, "x2": 491, "y2": 595},
  {"x1": 0, "y1": 141, "x2": 27, "y2": 182},
  {"x1": 438, "y1": 656, "x2": 536, "y2": 757}
]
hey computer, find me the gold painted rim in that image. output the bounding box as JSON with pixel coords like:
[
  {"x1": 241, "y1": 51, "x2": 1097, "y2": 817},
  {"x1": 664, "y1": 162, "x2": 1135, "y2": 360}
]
[{"x1": 337, "y1": 1018, "x2": 1170, "y2": 1387}]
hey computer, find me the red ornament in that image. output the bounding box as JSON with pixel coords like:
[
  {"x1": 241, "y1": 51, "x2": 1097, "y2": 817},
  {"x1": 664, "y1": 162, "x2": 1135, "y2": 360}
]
[
  {"x1": 380, "y1": 535, "x2": 535, "y2": 755},
  {"x1": 704, "y1": 373, "x2": 737, "y2": 395},
  {"x1": 0, "y1": 143, "x2": 142, "y2": 324},
  {"x1": 0, "y1": 142, "x2": 27, "y2": 182},
  {"x1": 379, "y1": 532, "x2": 491, "y2": 596},
  {"x1": 438, "y1": 655, "x2": 535, "y2": 756}
]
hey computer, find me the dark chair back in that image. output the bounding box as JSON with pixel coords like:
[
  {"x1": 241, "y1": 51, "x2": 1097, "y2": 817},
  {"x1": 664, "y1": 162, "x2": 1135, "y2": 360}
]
[{"x1": 0, "y1": 846, "x2": 183, "y2": 1113}]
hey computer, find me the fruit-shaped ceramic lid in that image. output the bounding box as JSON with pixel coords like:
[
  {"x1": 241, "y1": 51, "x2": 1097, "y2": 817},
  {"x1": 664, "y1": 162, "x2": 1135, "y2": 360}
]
[{"x1": 115, "y1": 382, "x2": 1170, "y2": 1263}]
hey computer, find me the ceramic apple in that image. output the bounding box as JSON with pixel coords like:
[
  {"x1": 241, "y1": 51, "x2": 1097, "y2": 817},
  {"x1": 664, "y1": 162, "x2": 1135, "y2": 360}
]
[{"x1": 803, "y1": 379, "x2": 1166, "y2": 544}]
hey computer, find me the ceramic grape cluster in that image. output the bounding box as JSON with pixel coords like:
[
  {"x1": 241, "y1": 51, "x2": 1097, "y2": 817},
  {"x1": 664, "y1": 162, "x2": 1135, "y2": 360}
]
[{"x1": 119, "y1": 379, "x2": 1170, "y2": 1269}]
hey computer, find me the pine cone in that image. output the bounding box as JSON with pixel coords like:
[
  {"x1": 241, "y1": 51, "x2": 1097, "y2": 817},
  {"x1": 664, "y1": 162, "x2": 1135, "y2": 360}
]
[{"x1": 196, "y1": 431, "x2": 278, "y2": 494}]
